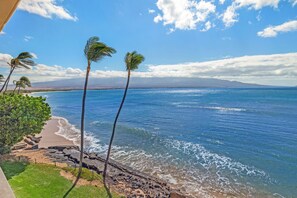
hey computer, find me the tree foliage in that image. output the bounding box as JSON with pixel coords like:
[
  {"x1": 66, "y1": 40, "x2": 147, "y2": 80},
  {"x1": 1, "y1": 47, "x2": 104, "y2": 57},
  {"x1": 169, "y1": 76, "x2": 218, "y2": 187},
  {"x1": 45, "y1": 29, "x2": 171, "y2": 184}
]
[
  {"x1": 0, "y1": 94, "x2": 51, "y2": 153},
  {"x1": 0, "y1": 74, "x2": 4, "y2": 83}
]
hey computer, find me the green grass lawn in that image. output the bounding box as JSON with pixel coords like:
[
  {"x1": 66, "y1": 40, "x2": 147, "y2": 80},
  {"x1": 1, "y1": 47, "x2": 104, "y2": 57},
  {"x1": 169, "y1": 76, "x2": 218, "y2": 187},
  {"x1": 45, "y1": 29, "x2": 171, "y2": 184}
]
[{"x1": 0, "y1": 161, "x2": 123, "y2": 198}]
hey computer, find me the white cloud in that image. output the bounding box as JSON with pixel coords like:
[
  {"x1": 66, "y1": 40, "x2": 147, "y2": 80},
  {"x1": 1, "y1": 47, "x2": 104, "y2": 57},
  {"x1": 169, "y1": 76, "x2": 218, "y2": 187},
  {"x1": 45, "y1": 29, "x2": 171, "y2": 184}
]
[
  {"x1": 30, "y1": 53, "x2": 38, "y2": 59},
  {"x1": 222, "y1": 3, "x2": 238, "y2": 27},
  {"x1": 234, "y1": 0, "x2": 279, "y2": 10},
  {"x1": 152, "y1": 0, "x2": 282, "y2": 30},
  {"x1": 0, "y1": 31, "x2": 5, "y2": 35},
  {"x1": 202, "y1": 21, "x2": 212, "y2": 31},
  {"x1": 146, "y1": 53, "x2": 297, "y2": 80},
  {"x1": 18, "y1": 0, "x2": 78, "y2": 21},
  {"x1": 148, "y1": 9, "x2": 156, "y2": 14},
  {"x1": 2, "y1": 52, "x2": 297, "y2": 86},
  {"x1": 0, "y1": 54, "x2": 13, "y2": 68},
  {"x1": 24, "y1": 35, "x2": 33, "y2": 42},
  {"x1": 153, "y1": 0, "x2": 216, "y2": 31},
  {"x1": 292, "y1": 0, "x2": 297, "y2": 6},
  {"x1": 257, "y1": 20, "x2": 297, "y2": 37},
  {"x1": 221, "y1": 0, "x2": 279, "y2": 27}
]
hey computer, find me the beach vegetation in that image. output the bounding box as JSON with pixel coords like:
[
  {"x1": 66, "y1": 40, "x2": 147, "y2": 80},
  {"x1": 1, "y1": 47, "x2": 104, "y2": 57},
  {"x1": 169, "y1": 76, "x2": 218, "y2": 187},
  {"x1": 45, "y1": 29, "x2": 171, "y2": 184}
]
[
  {"x1": 0, "y1": 52, "x2": 35, "y2": 93},
  {"x1": 0, "y1": 74, "x2": 5, "y2": 83},
  {"x1": 0, "y1": 94, "x2": 51, "y2": 154},
  {"x1": 13, "y1": 76, "x2": 31, "y2": 94},
  {"x1": 103, "y1": 51, "x2": 144, "y2": 180}
]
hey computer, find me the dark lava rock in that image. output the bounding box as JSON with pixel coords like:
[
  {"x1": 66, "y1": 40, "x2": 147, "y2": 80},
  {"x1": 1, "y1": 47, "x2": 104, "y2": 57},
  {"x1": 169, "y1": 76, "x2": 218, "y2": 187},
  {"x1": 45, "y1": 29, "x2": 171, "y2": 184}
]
[{"x1": 45, "y1": 146, "x2": 188, "y2": 198}]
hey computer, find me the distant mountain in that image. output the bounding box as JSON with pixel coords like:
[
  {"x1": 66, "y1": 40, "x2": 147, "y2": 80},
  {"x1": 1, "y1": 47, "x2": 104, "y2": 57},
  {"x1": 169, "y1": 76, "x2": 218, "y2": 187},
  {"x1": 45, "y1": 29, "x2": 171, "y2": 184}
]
[{"x1": 30, "y1": 77, "x2": 266, "y2": 90}]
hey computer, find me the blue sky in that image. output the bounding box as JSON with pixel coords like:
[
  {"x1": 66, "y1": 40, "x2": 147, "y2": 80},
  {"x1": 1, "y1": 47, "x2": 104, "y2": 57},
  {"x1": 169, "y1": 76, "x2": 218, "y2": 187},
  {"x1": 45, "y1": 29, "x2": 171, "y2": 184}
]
[{"x1": 1, "y1": 0, "x2": 297, "y2": 86}]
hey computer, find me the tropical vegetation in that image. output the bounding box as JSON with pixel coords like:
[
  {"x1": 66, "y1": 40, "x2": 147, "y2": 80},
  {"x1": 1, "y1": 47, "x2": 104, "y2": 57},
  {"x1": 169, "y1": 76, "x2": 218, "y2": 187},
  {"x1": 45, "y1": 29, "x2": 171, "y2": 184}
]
[
  {"x1": 64, "y1": 36, "x2": 116, "y2": 196},
  {"x1": 13, "y1": 76, "x2": 31, "y2": 94},
  {"x1": 0, "y1": 94, "x2": 51, "y2": 154},
  {"x1": 0, "y1": 74, "x2": 4, "y2": 83},
  {"x1": 0, "y1": 52, "x2": 35, "y2": 93},
  {"x1": 103, "y1": 51, "x2": 144, "y2": 180}
]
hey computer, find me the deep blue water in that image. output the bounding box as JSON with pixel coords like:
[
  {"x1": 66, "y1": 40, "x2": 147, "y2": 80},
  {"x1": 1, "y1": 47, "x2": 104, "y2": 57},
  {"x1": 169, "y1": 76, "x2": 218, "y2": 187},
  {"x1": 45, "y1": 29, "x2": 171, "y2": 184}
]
[{"x1": 33, "y1": 88, "x2": 297, "y2": 197}]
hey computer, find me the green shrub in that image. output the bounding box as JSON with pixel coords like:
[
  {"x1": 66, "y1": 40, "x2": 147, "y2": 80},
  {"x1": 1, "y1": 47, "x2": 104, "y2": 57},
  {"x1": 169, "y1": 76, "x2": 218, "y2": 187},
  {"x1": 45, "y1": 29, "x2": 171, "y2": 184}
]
[{"x1": 0, "y1": 94, "x2": 51, "y2": 151}]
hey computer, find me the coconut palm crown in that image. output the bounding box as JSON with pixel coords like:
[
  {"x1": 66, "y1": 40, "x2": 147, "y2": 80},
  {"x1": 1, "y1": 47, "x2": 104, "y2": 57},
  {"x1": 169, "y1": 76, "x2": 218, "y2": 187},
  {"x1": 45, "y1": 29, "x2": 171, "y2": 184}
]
[
  {"x1": 84, "y1": 36, "x2": 116, "y2": 64},
  {"x1": 125, "y1": 51, "x2": 145, "y2": 71},
  {"x1": 0, "y1": 52, "x2": 35, "y2": 93}
]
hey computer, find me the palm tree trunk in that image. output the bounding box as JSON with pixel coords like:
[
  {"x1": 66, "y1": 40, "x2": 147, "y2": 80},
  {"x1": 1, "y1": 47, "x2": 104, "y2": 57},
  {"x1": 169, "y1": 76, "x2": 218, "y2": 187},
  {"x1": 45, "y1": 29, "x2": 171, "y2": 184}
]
[
  {"x1": 0, "y1": 66, "x2": 15, "y2": 93},
  {"x1": 63, "y1": 63, "x2": 91, "y2": 198},
  {"x1": 18, "y1": 86, "x2": 21, "y2": 94},
  {"x1": 103, "y1": 69, "x2": 131, "y2": 182}
]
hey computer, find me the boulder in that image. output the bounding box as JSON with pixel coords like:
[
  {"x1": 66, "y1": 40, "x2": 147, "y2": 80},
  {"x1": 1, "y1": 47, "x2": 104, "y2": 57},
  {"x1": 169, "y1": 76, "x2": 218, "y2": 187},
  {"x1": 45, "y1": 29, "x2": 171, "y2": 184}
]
[{"x1": 12, "y1": 142, "x2": 27, "y2": 150}]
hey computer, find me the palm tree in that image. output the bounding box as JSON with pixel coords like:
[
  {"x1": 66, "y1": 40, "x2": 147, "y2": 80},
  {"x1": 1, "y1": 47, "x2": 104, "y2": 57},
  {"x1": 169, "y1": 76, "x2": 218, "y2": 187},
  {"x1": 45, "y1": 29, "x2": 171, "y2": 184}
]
[
  {"x1": 64, "y1": 36, "x2": 116, "y2": 197},
  {"x1": 13, "y1": 76, "x2": 31, "y2": 94},
  {"x1": 103, "y1": 51, "x2": 144, "y2": 181},
  {"x1": 0, "y1": 75, "x2": 4, "y2": 83},
  {"x1": 0, "y1": 52, "x2": 35, "y2": 93}
]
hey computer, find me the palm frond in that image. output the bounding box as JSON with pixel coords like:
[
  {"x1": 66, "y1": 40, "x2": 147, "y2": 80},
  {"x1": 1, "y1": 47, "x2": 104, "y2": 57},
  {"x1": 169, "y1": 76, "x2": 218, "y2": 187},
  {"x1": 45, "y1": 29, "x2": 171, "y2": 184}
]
[
  {"x1": 89, "y1": 43, "x2": 116, "y2": 62},
  {"x1": 84, "y1": 36, "x2": 100, "y2": 58},
  {"x1": 17, "y1": 62, "x2": 31, "y2": 69},
  {"x1": 17, "y1": 52, "x2": 33, "y2": 60},
  {"x1": 84, "y1": 37, "x2": 116, "y2": 63},
  {"x1": 125, "y1": 51, "x2": 145, "y2": 71},
  {"x1": 0, "y1": 74, "x2": 4, "y2": 82},
  {"x1": 20, "y1": 59, "x2": 36, "y2": 66}
]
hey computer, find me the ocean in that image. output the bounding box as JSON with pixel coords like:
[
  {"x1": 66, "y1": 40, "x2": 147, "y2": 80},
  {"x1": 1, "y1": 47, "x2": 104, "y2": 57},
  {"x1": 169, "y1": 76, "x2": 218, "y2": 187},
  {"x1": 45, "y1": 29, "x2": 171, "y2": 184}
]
[{"x1": 32, "y1": 88, "x2": 297, "y2": 197}]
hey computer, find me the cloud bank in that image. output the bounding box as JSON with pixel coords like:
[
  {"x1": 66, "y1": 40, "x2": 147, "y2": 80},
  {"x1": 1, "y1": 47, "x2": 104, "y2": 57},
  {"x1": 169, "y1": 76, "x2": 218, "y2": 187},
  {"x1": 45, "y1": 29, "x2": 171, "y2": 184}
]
[{"x1": 1, "y1": 52, "x2": 297, "y2": 86}]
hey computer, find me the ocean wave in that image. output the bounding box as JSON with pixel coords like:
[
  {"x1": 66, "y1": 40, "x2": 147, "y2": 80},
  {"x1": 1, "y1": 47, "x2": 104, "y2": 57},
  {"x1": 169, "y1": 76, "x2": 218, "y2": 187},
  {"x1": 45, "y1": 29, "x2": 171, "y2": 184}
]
[
  {"x1": 164, "y1": 139, "x2": 266, "y2": 178},
  {"x1": 106, "y1": 143, "x2": 267, "y2": 198},
  {"x1": 146, "y1": 89, "x2": 221, "y2": 95},
  {"x1": 171, "y1": 103, "x2": 246, "y2": 112},
  {"x1": 205, "y1": 106, "x2": 246, "y2": 112},
  {"x1": 52, "y1": 116, "x2": 102, "y2": 152}
]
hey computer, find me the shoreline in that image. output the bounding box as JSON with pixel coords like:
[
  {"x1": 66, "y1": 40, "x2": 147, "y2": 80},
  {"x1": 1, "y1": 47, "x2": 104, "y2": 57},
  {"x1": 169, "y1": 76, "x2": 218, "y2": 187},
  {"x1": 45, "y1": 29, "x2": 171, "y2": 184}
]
[
  {"x1": 38, "y1": 117, "x2": 76, "y2": 149},
  {"x1": 22, "y1": 117, "x2": 189, "y2": 197},
  {"x1": 37, "y1": 117, "x2": 273, "y2": 198}
]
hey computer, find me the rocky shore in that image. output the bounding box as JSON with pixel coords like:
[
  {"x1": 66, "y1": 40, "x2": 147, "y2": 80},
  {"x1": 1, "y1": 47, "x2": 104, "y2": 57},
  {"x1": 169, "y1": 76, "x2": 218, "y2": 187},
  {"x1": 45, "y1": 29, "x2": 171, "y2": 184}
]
[{"x1": 46, "y1": 146, "x2": 188, "y2": 198}]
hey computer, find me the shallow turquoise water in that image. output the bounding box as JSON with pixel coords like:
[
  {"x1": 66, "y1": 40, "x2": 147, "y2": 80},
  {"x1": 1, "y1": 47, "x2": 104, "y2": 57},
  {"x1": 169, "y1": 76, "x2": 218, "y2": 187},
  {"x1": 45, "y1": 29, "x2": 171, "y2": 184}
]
[{"x1": 33, "y1": 88, "x2": 297, "y2": 197}]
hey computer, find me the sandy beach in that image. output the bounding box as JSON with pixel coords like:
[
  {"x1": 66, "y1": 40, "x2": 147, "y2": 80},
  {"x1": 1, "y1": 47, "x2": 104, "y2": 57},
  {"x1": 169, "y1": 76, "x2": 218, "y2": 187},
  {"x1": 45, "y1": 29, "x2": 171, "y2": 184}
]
[{"x1": 38, "y1": 118, "x2": 75, "y2": 148}]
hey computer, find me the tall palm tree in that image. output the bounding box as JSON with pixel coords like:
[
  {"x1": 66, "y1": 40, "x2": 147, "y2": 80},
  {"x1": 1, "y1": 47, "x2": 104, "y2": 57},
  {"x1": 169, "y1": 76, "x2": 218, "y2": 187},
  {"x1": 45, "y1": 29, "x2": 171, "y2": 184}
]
[
  {"x1": 64, "y1": 36, "x2": 116, "y2": 197},
  {"x1": 103, "y1": 51, "x2": 144, "y2": 181},
  {"x1": 0, "y1": 52, "x2": 35, "y2": 93},
  {"x1": 13, "y1": 76, "x2": 31, "y2": 94}
]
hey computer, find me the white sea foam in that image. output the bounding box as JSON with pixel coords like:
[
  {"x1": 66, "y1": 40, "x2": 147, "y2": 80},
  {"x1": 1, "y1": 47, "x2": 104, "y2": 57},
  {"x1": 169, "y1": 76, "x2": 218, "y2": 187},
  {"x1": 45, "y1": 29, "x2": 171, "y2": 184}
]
[
  {"x1": 50, "y1": 116, "x2": 271, "y2": 197},
  {"x1": 52, "y1": 116, "x2": 102, "y2": 151},
  {"x1": 171, "y1": 102, "x2": 246, "y2": 112},
  {"x1": 204, "y1": 106, "x2": 246, "y2": 112},
  {"x1": 146, "y1": 89, "x2": 221, "y2": 95},
  {"x1": 164, "y1": 139, "x2": 266, "y2": 178}
]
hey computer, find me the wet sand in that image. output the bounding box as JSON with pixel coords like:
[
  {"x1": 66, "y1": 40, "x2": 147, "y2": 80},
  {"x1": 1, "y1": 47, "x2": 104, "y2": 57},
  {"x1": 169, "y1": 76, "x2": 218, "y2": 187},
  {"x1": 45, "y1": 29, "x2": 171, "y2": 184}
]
[{"x1": 38, "y1": 118, "x2": 75, "y2": 148}]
